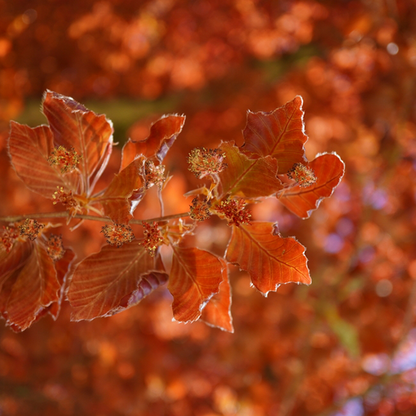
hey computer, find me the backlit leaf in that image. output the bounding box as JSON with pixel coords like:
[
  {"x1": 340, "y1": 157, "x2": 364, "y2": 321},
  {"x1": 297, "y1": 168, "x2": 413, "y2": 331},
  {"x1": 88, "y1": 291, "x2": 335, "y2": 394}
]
[
  {"x1": 68, "y1": 242, "x2": 168, "y2": 321},
  {"x1": 42, "y1": 90, "x2": 114, "y2": 194},
  {"x1": 217, "y1": 142, "x2": 283, "y2": 198},
  {"x1": 0, "y1": 240, "x2": 33, "y2": 288},
  {"x1": 169, "y1": 245, "x2": 223, "y2": 323},
  {"x1": 278, "y1": 152, "x2": 345, "y2": 218},
  {"x1": 97, "y1": 158, "x2": 145, "y2": 223},
  {"x1": 241, "y1": 96, "x2": 308, "y2": 173},
  {"x1": 121, "y1": 114, "x2": 186, "y2": 170},
  {"x1": 8, "y1": 122, "x2": 70, "y2": 198},
  {"x1": 0, "y1": 241, "x2": 60, "y2": 332},
  {"x1": 201, "y1": 258, "x2": 234, "y2": 332},
  {"x1": 226, "y1": 222, "x2": 311, "y2": 296},
  {"x1": 45, "y1": 248, "x2": 76, "y2": 320}
]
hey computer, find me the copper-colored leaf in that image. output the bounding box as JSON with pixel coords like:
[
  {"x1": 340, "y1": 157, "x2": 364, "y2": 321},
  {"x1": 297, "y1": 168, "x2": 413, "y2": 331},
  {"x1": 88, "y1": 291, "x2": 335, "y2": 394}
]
[
  {"x1": 42, "y1": 90, "x2": 113, "y2": 193},
  {"x1": 0, "y1": 241, "x2": 60, "y2": 331},
  {"x1": 241, "y1": 96, "x2": 308, "y2": 173},
  {"x1": 46, "y1": 248, "x2": 76, "y2": 320},
  {"x1": 8, "y1": 122, "x2": 70, "y2": 198},
  {"x1": 169, "y1": 245, "x2": 223, "y2": 323},
  {"x1": 278, "y1": 152, "x2": 345, "y2": 218},
  {"x1": 97, "y1": 159, "x2": 145, "y2": 223},
  {"x1": 121, "y1": 114, "x2": 186, "y2": 170},
  {"x1": 226, "y1": 222, "x2": 311, "y2": 296},
  {"x1": 67, "y1": 242, "x2": 168, "y2": 321},
  {"x1": 217, "y1": 141, "x2": 283, "y2": 198},
  {"x1": 200, "y1": 258, "x2": 234, "y2": 332},
  {"x1": 0, "y1": 242, "x2": 33, "y2": 325}
]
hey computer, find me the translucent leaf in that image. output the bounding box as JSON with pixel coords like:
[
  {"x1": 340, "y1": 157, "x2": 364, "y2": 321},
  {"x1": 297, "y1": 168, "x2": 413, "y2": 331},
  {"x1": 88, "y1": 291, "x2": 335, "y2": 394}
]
[
  {"x1": 0, "y1": 240, "x2": 33, "y2": 286},
  {"x1": 42, "y1": 90, "x2": 114, "y2": 194},
  {"x1": 8, "y1": 122, "x2": 70, "y2": 198},
  {"x1": 121, "y1": 114, "x2": 186, "y2": 170},
  {"x1": 241, "y1": 96, "x2": 308, "y2": 173},
  {"x1": 68, "y1": 242, "x2": 168, "y2": 321},
  {"x1": 278, "y1": 152, "x2": 345, "y2": 218},
  {"x1": 46, "y1": 248, "x2": 76, "y2": 320},
  {"x1": 200, "y1": 258, "x2": 234, "y2": 332},
  {"x1": 217, "y1": 142, "x2": 283, "y2": 198},
  {"x1": 0, "y1": 241, "x2": 60, "y2": 332},
  {"x1": 169, "y1": 245, "x2": 223, "y2": 323},
  {"x1": 97, "y1": 158, "x2": 145, "y2": 223},
  {"x1": 226, "y1": 222, "x2": 311, "y2": 296}
]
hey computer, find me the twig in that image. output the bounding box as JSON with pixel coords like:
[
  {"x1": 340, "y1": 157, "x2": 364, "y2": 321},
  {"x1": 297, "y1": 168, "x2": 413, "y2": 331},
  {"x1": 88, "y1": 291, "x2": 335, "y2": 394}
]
[{"x1": 0, "y1": 211, "x2": 190, "y2": 225}]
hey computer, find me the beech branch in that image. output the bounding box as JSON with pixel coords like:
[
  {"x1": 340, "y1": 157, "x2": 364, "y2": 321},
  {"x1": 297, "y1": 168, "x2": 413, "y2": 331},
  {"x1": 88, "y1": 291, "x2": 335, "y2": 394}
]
[{"x1": 0, "y1": 211, "x2": 190, "y2": 225}]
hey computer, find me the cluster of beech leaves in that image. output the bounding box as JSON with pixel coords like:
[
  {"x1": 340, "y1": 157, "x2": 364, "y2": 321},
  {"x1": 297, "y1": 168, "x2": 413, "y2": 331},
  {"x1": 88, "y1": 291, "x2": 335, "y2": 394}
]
[{"x1": 0, "y1": 91, "x2": 345, "y2": 332}]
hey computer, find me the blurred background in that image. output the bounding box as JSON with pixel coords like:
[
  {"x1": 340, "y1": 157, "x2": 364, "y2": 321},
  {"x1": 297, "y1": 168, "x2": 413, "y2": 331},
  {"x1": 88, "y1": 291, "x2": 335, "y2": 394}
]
[{"x1": 1, "y1": 0, "x2": 416, "y2": 415}]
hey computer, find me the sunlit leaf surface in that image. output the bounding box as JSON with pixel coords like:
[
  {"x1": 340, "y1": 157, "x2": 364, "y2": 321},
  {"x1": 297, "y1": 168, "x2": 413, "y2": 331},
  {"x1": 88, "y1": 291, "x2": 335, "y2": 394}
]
[
  {"x1": 217, "y1": 141, "x2": 283, "y2": 198},
  {"x1": 68, "y1": 242, "x2": 167, "y2": 321},
  {"x1": 241, "y1": 96, "x2": 308, "y2": 173},
  {"x1": 42, "y1": 90, "x2": 114, "y2": 194},
  {"x1": 169, "y1": 245, "x2": 222, "y2": 323},
  {"x1": 8, "y1": 122, "x2": 69, "y2": 198},
  {"x1": 226, "y1": 222, "x2": 311, "y2": 296}
]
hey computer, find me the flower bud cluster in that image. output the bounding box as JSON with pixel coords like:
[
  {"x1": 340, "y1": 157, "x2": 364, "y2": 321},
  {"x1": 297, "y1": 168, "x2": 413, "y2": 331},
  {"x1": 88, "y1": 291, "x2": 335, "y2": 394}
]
[
  {"x1": 52, "y1": 187, "x2": 83, "y2": 217},
  {"x1": 142, "y1": 222, "x2": 164, "y2": 256},
  {"x1": 47, "y1": 234, "x2": 65, "y2": 261},
  {"x1": 52, "y1": 187, "x2": 78, "y2": 206},
  {"x1": 215, "y1": 198, "x2": 251, "y2": 227},
  {"x1": 287, "y1": 163, "x2": 317, "y2": 188},
  {"x1": 48, "y1": 146, "x2": 81, "y2": 174},
  {"x1": 189, "y1": 197, "x2": 211, "y2": 222},
  {"x1": 188, "y1": 148, "x2": 227, "y2": 179},
  {"x1": 18, "y1": 218, "x2": 45, "y2": 241},
  {"x1": 101, "y1": 224, "x2": 135, "y2": 248}
]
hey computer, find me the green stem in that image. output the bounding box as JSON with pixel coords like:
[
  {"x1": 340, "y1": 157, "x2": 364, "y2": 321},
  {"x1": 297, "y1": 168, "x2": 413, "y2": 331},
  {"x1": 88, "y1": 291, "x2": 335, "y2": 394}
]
[{"x1": 0, "y1": 211, "x2": 190, "y2": 225}]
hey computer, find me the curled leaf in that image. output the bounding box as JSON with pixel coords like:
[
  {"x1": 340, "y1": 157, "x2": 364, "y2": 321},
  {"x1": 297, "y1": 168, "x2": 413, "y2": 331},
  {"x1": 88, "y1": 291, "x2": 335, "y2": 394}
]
[
  {"x1": 0, "y1": 240, "x2": 60, "y2": 331},
  {"x1": 33, "y1": 247, "x2": 76, "y2": 322},
  {"x1": 121, "y1": 114, "x2": 186, "y2": 170},
  {"x1": 169, "y1": 245, "x2": 223, "y2": 323},
  {"x1": 201, "y1": 258, "x2": 234, "y2": 333},
  {"x1": 97, "y1": 158, "x2": 145, "y2": 223}
]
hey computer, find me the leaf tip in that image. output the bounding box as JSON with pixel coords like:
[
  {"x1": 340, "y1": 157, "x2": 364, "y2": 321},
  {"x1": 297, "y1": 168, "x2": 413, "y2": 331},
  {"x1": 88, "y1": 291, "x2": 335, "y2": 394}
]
[{"x1": 293, "y1": 95, "x2": 304, "y2": 107}]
